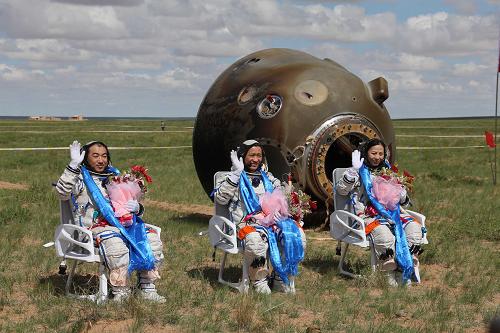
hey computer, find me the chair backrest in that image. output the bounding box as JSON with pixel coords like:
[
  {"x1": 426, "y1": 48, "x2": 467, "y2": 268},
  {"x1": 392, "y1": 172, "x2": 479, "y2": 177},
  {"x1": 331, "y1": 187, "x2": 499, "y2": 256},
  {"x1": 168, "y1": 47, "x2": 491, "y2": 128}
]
[
  {"x1": 213, "y1": 171, "x2": 231, "y2": 218},
  {"x1": 60, "y1": 199, "x2": 76, "y2": 225},
  {"x1": 55, "y1": 198, "x2": 101, "y2": 262},
  {"x1": 332, "y1": 168, "x2": 351, "y2": 211}
]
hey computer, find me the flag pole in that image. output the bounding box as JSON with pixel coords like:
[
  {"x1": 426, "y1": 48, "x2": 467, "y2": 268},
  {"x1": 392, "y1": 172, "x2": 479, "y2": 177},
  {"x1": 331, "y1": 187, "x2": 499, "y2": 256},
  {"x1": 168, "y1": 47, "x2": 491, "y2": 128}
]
[
  {"x1": 495, "y1": 70, "x2": 498, "y2": 185},
  {"x1": 495, "y1": 38, "x2": 499, "y2": 185}
]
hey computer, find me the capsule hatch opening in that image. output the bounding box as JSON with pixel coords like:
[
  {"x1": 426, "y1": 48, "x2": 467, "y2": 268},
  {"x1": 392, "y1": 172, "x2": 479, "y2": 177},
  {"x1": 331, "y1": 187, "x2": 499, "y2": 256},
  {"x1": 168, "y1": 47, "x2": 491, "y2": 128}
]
[{"x1": 324, "y1": 133, "x2": 366, "y2": 183}]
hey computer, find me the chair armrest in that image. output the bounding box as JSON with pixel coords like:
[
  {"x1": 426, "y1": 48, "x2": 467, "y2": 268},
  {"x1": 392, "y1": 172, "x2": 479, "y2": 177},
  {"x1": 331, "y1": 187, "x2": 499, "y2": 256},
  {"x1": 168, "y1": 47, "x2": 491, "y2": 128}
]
[
  {"x1": 54, "y1": 224, "x2": 101, "y2": 262},
  {"x1": 330, "y1": 210, "x2": 369, "y2": 247},
  {"x1": 208, "y1": 215, "x2": 239, "y2": 254},
  {"x1": 406, "y1": 209, "x2": 429, "y2": 245},
  {"x1": 145, "y1": 223, "x2": 161, "y2": 238}
]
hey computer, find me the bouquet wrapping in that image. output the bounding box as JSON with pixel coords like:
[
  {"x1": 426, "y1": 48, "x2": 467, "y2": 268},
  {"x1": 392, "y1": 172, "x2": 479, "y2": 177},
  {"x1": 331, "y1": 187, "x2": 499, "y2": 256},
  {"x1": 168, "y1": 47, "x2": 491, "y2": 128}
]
[
  {"x1": 106, "y1": 165, "x2": 152, "y2": 226},
  {"x1": 371, "y1": 176, "x2": 403, "y2": 211},
  {"x1": 254, "y1": 189, "x2": 289, "y2": 227}
]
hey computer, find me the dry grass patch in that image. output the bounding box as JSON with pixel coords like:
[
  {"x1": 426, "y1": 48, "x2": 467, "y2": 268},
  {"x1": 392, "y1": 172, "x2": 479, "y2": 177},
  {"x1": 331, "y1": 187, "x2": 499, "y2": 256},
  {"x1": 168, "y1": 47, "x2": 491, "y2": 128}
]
[{"x1": 0, "y1": 181, "x2": 28, "y2": 190}]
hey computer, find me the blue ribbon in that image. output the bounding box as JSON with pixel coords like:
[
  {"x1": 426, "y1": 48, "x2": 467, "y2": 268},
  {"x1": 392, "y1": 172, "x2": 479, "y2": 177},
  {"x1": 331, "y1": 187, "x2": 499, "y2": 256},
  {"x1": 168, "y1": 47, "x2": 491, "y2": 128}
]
[
  {"x1": 238, "y1": 170, "x2": 303, "y2": 286},
  {"x1": 81, "y1": 165, "x2": 155, "y2": 273},
  {"x1": 239, "y1": 170, "x2": 274, "y2": 214},
  {"x1": 359, "y1": 163, "x2": 414, "y2": 282}
]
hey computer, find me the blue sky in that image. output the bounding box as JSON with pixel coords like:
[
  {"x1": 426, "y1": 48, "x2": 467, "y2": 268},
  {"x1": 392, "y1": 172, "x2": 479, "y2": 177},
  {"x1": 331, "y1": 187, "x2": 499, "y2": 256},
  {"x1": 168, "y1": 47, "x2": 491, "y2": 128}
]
[{"x1": 0, "y1": 0, "x2": 498, "y2": 119}]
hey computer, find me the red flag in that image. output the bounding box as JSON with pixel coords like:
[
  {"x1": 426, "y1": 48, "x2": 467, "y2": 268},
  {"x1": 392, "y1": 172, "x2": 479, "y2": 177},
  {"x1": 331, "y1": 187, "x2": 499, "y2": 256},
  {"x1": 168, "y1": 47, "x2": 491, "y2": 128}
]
[{"x1": 485, "y1": 131, "x2": 496, "y2": 148}]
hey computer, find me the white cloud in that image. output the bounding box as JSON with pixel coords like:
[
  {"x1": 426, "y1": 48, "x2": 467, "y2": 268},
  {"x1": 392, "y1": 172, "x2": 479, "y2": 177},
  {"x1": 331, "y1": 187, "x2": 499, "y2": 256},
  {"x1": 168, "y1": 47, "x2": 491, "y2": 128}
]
[
  {"x1": 97, "y1": 56, "x2": 161, "y2": 70},
  {"x1": 52, "y1": 0, "x2": 144, "y2": 6},
  {"x1": 452, "y1": 62, "x2": 489, "y2": 75},
  {"x1": 398, "y1": 12, "x2": 498, "y2": 56},
  {"x1": 0, "y1": 0, "x2": 128, "y2": 39},
  {"x1": 156, "y1": 67, "x2": 200, "y2": 90},
  {"x1": 0, "y1": 63, "x2": 46, "y2": 81},
  {"x1": 0, "y1": 39, "x2": 92, "y2": 62}
]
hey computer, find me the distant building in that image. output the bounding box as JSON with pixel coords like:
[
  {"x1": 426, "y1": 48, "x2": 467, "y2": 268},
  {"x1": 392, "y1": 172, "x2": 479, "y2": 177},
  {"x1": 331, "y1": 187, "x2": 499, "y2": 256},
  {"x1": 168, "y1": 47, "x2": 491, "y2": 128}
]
[{"x1": 28, "y1": 115, "x2": 83, "y2": 121}]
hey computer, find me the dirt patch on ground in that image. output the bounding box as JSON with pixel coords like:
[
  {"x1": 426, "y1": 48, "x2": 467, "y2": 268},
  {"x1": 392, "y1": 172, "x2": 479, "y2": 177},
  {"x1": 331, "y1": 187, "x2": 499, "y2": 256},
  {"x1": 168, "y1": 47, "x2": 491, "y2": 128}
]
[
  {"x1": 86, "y1": 319, "x2": 179, "y2": 333},
  {"x1": 145, "y1": 199, "x2": 212, "y2": 217},
  {"x1": 0, "y1": 180, "x2": 28, "y2": 190}
]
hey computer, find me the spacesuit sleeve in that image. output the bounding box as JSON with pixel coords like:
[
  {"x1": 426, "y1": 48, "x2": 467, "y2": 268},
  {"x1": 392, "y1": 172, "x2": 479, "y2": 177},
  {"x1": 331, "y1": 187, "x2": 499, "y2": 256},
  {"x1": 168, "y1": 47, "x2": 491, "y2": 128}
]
[
  {"x1": 335, "y1": 167, "x2": 359, "y2": 196},
  {"x1": 55, "y1": 165, "x2": 81, "y2": 200},
  {"x1": 213, "y1": 174, "x2": 239, "y2": 205},
  {"x1": 266, "y1": 171, "x2": 283, "y2": 190}
]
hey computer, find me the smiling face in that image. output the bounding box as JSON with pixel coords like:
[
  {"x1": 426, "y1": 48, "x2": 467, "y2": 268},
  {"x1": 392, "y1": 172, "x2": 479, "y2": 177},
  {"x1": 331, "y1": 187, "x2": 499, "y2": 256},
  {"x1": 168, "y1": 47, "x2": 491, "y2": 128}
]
[
  {"x1": 244, "y1": 146, "x2": 263, "y2": 172},
  {"x1": 366, "y1": 144, "x2": 385, "y2": 168},
  {"x1": 86, "y1": 144, "x2": 109, "y2": 173}
]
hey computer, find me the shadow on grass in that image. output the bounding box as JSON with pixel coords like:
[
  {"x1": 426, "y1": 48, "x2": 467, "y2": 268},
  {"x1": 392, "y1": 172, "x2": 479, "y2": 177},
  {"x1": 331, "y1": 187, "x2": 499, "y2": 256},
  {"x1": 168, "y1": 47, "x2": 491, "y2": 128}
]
[
  {"x1": 38, "y1": 272, "x2": 99, "y2": 296},
  {"x1": 302, "y1": 256, "x2": 368, "y2": 278},
  {"x1": 186, "y1": 265, "x2": 244, "y2": 290}
]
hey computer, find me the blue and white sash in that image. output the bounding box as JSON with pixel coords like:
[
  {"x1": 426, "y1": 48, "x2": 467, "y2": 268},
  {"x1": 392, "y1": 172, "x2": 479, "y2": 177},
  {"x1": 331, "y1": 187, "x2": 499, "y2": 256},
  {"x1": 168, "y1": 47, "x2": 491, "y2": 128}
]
[
  {"x1": 359, "y1": 163, "x2": 414, "y2": 282},
  {"x1": 239, "y1": 170, "x2": 304, "y2": 286},
  {"x1": 81, "y1": 165, "x2": 155, "y2": 273}
]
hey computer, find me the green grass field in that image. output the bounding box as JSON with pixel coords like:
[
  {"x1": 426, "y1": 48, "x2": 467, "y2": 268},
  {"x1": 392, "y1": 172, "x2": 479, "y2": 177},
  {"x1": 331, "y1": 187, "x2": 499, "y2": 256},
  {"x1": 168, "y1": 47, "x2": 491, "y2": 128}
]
[{"x1": 0, "y1": 118, "x2": 498, "y2": 333}]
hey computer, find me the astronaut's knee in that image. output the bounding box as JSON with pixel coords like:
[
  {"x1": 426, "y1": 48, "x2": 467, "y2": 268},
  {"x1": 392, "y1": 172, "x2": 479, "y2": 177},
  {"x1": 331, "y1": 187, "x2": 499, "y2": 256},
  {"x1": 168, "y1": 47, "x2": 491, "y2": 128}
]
[
  {"x1": 99, "y1": 236, "x2": 129, "y2": 270},
  {"x1": 370, "y1": 224, "x2": 395, "y2": 257},
  {"x1": 404, "y1": 221, "x2": 423, "y2": 246},
  {"x1": 244, "y1": 231, "x2": 268, "y2": 258},
  {"x1": 147, "y1": 231, "x2": 164, "y2": 262}
]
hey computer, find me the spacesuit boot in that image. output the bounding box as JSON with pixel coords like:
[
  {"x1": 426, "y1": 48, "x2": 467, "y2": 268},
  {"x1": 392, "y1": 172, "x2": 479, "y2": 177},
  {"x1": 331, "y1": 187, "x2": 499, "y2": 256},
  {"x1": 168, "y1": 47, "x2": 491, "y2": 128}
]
[
  {"x1": 253, "y1": 278, "x2": 271, "y2": 295},
  {"x1": 111, "y1": 286, "x2": 131, "y2": 303},
  {"x1": 138, "y1": 278, "x2": 166, "y2": 303}
]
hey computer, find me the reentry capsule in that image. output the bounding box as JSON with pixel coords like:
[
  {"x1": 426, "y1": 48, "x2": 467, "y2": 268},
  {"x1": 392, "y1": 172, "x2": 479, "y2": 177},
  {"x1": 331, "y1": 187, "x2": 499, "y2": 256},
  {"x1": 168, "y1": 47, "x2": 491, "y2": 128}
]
[{"x1": 193, "y1": 48, "x2": 395, "y2": 206}]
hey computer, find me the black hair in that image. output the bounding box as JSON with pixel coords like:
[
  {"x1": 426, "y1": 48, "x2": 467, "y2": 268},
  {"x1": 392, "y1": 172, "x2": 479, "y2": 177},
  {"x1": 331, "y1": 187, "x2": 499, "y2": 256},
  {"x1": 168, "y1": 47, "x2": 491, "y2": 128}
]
[
  {"x1": 359, "y1": 138, "x2": 386, "y2": 169},
  {"x1": 81, "y1": 141, "x2": 111, "y2": 168}
]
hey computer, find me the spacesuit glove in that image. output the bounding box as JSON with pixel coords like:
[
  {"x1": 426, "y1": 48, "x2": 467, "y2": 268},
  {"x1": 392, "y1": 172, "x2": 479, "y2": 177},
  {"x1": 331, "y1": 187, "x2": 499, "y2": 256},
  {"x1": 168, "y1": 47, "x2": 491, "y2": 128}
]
[
  {"x1": 272, "y1": 210, "x2": 282, "y2": 223},
  {"x1": 351, "y1": 150, "x2": 364, "y2": 170},
  {"x1": 399, "y1": 188, "x2": 408, "y2": 203},
  {"x1": 69, "y1": 140, "x2": 85, "y2": 169},
  {"x1": 125, "y1": 200, "x2": 140, "y2": 214},
  {"x1": 345, "y1": 168, "x2": 359, "y2": 182},
  {"x1": 230, "y1": 150, "x2": 244, "y2": 175}
]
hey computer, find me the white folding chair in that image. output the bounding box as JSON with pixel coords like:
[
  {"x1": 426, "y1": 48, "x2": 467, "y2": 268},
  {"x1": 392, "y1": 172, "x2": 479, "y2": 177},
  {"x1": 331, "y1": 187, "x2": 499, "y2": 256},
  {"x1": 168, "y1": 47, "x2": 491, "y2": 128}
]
[
  {"x1": 329, "y1": 168, "x2": 373, "y2": 278},
  {"x1": 54, "y1": 199, "x2": 161, "y2": 303},
  {"x1": 329, "y1": 168, "x2": 428, "y2": 282},
  {"x1": 54, "y1": 199, "x2": 108, "y2": 303},
  {"x1": 208, "y1": 171, "x2": 250, "y2": 293}
]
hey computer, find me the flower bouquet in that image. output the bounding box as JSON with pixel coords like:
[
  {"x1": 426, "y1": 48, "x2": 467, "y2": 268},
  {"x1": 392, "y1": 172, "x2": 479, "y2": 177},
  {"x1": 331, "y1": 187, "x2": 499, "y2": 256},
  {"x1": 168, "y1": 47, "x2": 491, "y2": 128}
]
[
  {"x1": 371, "y1": 164, "x2": 414, "y2": 210},
  {"x1": 106, "y1": 165, "x2": 153, "y2": 226},
  {"x1": 253, "y1": 189, "x2": 290, "y2": 227},
  {"x1": 283, "y1": 183, "x2": 317, "y2": 224}
]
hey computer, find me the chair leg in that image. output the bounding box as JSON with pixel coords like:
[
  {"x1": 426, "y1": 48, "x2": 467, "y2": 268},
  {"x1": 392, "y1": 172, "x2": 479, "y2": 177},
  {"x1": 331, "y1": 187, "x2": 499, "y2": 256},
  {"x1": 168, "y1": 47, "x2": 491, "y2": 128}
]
[
  {"x1": 218, "y1": 252, "x2": 249, "y2": 293},
  {"x1": 370, "y1": 246, "x2": 377, "y2": 272},
  {"x1": 65, "y1": 260, "x2": 78, "y2": 296},
  {"x1": 289, "y1": 276, "x2": 296, "y2": 294},
  {"x1": 338, "y1": 243, "x2": 359, "y2": 278},
  {"x1": 218, "y1": 252, "x2": 228, "y2": 284},
  {"x1": 413, "y1": 262, "x2": 421, "y2": 283},
  {"x1": 239, "y1": 256, "x2": 249, "y2": 294},
  {"x1": 97, "y1": 264, "x2": 108, "y2": 304}
]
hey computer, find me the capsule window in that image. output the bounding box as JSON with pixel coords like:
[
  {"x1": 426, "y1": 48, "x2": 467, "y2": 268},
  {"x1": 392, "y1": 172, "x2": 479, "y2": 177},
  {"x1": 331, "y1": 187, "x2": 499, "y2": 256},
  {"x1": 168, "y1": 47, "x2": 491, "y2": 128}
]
[
  {"x1": 238, "y1": 86, "x2": 257, "y2": 105},
  {"x1": 294, "y1": 80, "x2": 328, "y2": 106}
]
